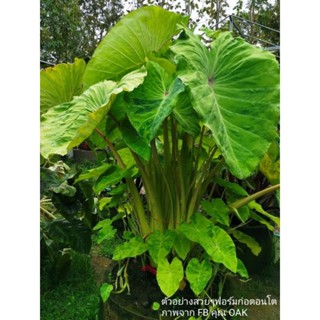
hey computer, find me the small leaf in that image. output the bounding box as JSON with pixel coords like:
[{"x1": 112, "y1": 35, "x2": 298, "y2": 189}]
[
  {"x1": 98, "y1": 197, "x2": 112, "y2": 210},
  {"x1": 52, "y1": 180, "x2": 77, "y2": 197},
  {"x1": 231, "y1": 229, "x2": 261, "y2": 256},
  {"x1": 186, "y1": 258, "x2": 212, "y2": 295},
  {"x1": 156, "y1": 257, "x2": 184, "y2": 297},
  {"x1": 213, "y1": 178, "x2": 248, "y2": 196},
  {"x1": 113, "y1": 237, "x2": 148, "y2": 260},
  {"x1": 100, "y1": 283, "x2": 113, "y2": 303},
  {"x1": 75, "y1": 163, "x2": 112, "y2": 183},
  {"x1": 248, "y1": 201, "x2": 280, "y2": 226},
  {"x1": 152, "y1": 302, "x2": 160, "y2": 311},
  {"x1": 236, "y1": 259, "x2": 249, "y2": 279},
  {"x1": 93, "y1": 219, "x2": 116, "y2": 244},
  {"x1": 146, "y1": 230, "x2": 176, "y2": 265},
  {"x1": 201, "y1": 199, "x2": 230, "y2": 226},
  {"x1": 180, "y1": 214, "x2": 237, "y2": 272},
  {"x1": 94, "y1": 166, "x2": 132, "y2": 193},
  {"x1": 173, "y1": 230, "x2": 191, "y2": 260}
]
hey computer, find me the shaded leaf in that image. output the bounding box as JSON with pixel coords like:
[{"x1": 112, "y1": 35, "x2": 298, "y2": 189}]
[
  {"x1": 93, "y1": 219, "x2": 116, "y2": 244},
  {"x1": 45, "y1": 218, "x2": 92, "y2": 254},
  {"x1": 231, "y1": 229, "x2": 262, "y2": 256},
  {"x1": 75, "y1": 163, "x2": 112, "y2": 183},
  {"x1": 213, "y1": 178, "x2": 248, "y2": 196},
  {"x1": 248, "y1": 201, "x2": 280, "y2": 226},
  {"x1": 236, "y1": 259, "x2": 249, "y2": 279},
  {"x1": 120, "y1": 119, "x2": 151, "y2": 161}
]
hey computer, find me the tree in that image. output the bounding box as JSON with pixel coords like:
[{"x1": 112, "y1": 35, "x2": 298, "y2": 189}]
[
  {"x1": 41, "y1": 0, "x2": 83, "y2": 64},
  {"x1": 79, "y1": 0, "x2": 124, "y2": 58},
  {"x1": 232, "y1": 0, "x2": 280, "y2": 48},
  {"x1": 40, "y1": 0, "x2": 124, "y2": 65}
]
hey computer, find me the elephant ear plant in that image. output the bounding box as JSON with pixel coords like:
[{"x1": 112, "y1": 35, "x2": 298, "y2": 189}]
[{"x1": 40, "y1": 6, "x2": 280, "y2": 302}]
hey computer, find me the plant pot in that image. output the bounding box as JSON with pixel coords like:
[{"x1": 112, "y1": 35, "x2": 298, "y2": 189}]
[{"x1": 100, "y1": 260, "x2": 202, "y2": 320}]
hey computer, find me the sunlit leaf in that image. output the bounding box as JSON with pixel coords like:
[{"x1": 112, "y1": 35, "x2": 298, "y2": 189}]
[
  {"x1": 40, "y1": 58, "x2": 86, "y2": 114},
  {"x1": 172, "y1": 30, "x2": 279, "y2": 178},
  {"x1": 40, "y1": 68, "x2": 147, "y2": 159},
  {"x1": 156, "y1": 257, "x2": 184, "y2": 297},
  {"x1": 186, "y1": 258, "x2": 212, "y2": 295},
  {"x1": 83, "y1": 6, "x2": 188, "y2": 86}
]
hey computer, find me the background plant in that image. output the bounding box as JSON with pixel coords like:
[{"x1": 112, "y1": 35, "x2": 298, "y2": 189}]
[{"x1": 40, "y1": 6, "x2": 280, "y2": 301}]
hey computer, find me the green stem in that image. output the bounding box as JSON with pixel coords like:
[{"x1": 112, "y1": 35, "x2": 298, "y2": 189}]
[
  {"x1": 186, "y1": 148, "x2": 220, "y2": 221},
  {"x1": 229, "y1": 184, "x2": 280, "y2": 210},
  {"x1": 94, "y1": 128, "x2": 150, "y2": 236}
]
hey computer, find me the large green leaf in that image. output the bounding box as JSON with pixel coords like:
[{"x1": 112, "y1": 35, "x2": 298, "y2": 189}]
[
  {"x1": 186, "y1": 258, "x2": 212, "y2": 295},
  {"x1": 156, "y1": 257, "x2": 184, "y2": 297},
  {"x1": 146, "y1": 230, "x2": 176, "y2": 265},
  {"x1": 172, "y1": 31, "x2": 280, "y2": 179},
  {"x1": 40, "y1": 68, "x2": 147, "y2": 159},
  {"x1": 83, "y1": 6, "x2": 188, "y2": 87},
  {"x1": 40, "y1": 58, "x2": 86, "y2": 114},
  {"x1": 127, "y1": 61, "x2": 185, "y2": 142},
  {"x1": 180, "y1": 213, "x2": 237, "y2": 272}
]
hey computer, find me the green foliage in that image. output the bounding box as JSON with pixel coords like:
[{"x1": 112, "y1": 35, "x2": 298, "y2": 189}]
[
  {"x1": 40, "y1": 0, "x2": 124, "y2": 64},
  {"x1": 100, "y1": 283, "x2": 114, "y2": 303},
  {"x1": 40, "y1": 6, "x2": 280, "y2": 301},
  {"x1": 41, "y1": 253, "x2": 100, "y2": 320}
]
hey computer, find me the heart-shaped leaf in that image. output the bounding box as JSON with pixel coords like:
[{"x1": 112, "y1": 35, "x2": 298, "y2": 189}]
[
  {"x1": 186, "y1": 258, "x2": 212, "y2": 295},
  {"x1": 172, "y1": 30, "x2": 280, "y2": 179},
  {"x1": 156, "y1": 257, "x2": 184, "y2": 297}
]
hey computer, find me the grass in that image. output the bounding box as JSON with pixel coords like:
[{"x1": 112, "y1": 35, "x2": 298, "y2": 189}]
[{"x1": 41, "y1": 252, "x2": 100, "y2": 320}]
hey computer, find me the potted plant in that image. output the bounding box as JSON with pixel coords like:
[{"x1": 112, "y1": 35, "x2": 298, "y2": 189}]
[{"x1": 40, "y1": 6, "x2": 280, "y2": 319}]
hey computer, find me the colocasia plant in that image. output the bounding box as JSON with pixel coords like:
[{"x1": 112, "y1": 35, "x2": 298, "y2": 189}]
[{"x1": 40, "y1": 6, "x2": 280, "y2": 301}]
